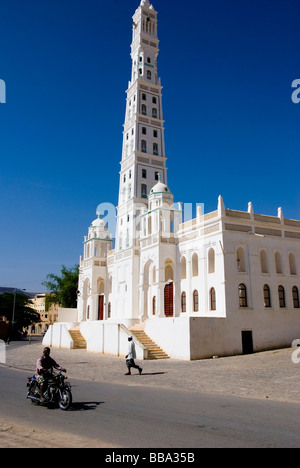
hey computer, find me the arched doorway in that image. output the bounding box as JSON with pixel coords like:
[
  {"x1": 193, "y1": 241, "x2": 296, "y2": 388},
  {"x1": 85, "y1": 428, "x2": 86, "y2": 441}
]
[
  {"x1": 164, "y1": 282, "x2": 173, "y2": 317},
  {"x1": 98, "y1": 295, "x2": 104, "y2": 321},
  {"x1": 97, "y1": 277, "x2": 104, "y2": 321}
]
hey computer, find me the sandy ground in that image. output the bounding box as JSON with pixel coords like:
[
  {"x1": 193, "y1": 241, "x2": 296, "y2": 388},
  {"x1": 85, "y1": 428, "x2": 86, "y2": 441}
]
[{"x1": 0, "y1": 416, "x2": 118, "y2": 449}]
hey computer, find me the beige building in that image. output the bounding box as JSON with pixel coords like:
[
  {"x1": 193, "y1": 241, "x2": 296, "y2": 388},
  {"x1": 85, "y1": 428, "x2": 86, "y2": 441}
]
[{"x1": 29, "y1": 294, "x2": 59, "y2": 335}]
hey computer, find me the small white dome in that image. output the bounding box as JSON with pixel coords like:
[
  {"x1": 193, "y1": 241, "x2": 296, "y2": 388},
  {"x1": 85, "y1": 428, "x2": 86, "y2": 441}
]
[
  {"x1": 150, "y1": 180, "x2": 170, "y2": 195},
  {"x1": 91, "y1": 216, "x2": 106, "y2": 228}
]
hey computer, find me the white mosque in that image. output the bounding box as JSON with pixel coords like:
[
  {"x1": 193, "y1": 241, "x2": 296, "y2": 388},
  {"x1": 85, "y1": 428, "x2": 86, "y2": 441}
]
[{"x1": 44, "y1": 0, "x2": 300, "y2": 360}]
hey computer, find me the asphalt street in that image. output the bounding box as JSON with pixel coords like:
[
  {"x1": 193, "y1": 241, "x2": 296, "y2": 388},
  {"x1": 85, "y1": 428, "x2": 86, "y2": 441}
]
[{"x1": 0, "y1": 366, "x2": 299, "y2": 448}]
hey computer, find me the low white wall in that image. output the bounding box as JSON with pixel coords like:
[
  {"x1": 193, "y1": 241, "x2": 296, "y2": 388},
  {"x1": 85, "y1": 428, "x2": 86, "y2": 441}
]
[
  {"x1": 145, "y1": 317, "x2": 191, "y2": 360},
  {"x1": 188, "y1": 309, "x2": 300, "y2": 360},
  {"x1": 58, "y1": 308, "x2": 78, "y2": 322},
  {"x1": 43, "y1": 322, "x2": 78, "y2": 349},
  {"x1": 80, "y1": 321, "x2": 147, "y2": 359}
]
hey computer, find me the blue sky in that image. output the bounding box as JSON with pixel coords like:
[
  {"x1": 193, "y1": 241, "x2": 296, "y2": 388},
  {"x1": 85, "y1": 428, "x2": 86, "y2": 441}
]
[{"x1": 0, "y1": 0, "x2": 299, "y2": 292}]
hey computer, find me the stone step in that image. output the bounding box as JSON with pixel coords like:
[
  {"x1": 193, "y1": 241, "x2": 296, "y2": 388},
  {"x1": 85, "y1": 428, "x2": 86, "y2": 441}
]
[
  {"x1": 69, "y1": 330, "x2": 87, "y2": 349},
  {"x1": 131, "y1": 330, "x2": 169, "y2": 360}
]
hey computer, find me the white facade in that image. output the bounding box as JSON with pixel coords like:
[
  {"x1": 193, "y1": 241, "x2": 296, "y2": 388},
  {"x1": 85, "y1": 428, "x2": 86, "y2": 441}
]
[{"x1": 48, "y1": 0, "x2": 300, "y2": 360}]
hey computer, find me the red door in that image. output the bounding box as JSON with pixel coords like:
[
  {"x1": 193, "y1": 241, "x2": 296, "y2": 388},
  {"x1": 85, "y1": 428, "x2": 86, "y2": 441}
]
[
  {"x1": 98, "y1": 295, "x2": 104, "y2": 321},
  {"x1": 164, "y1": 282, "x2": 173, "y2": 317}
]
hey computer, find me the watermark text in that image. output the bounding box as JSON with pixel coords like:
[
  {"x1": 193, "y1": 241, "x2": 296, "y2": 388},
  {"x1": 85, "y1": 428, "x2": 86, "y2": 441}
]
[
  {"x1": 0, "y1": 340, "x2": 6, "y2": 364},
  {"x1": 0, "y1": 79, "x2": 6, "y2": 103},
  {"x1": 291, "y1": 79, "x2": 300, "y2": 104},
  {"x1": 291, "y1": 339, "x2": 300, "y2": 364}
]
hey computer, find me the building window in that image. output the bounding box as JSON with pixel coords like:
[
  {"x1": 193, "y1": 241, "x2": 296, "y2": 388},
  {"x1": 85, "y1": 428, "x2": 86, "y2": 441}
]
[
  {"x1": 289, "y1": 253, "x2": 297, "y2": 275},
  {"x1": 237, "y1": 247, "x2": 246, "y2": 272},
  {"x1": 181, "y1": 292, "x2": 186, "y2": 313},
  {"x1": 152, "y1": 296, "x2": 156, "y2": 315},
  {"x1": 260, "y1": 250, "x2": 268, "y2": 274},
  {"x1": 142, "y1": 168, "x2": 147, "y2": 178},
  {"x1": 155, "y1": 171, "x2": 159, "y2": 181},
  {"x1": 142, "y1": 93, "x2": 146, "y2": 101},
  {"x1": 147, "y1": 70, "x2": 151, "y2": 80},
  {"x1": 153, "y1": 143, "x2": 158, "y2": 155},
  {"x1": 152, "y1": 108, "x2": 157, "y2": 118},
  {"x1": 192, "y1": 253, "x2": 198, "y2": 277},
  {"x1": 293, "y1": 286, "x2": 300, "y2": 308},
  {"x1": 193, "y1": 290, "x2": 199, "y2": 312},
  {"x1": 263, "y1": 284, "x2": 271, "y2": 308},
  {"x1": 275, "y1": 252, "x2": 283, "y2": 274},
  {"x1": 278, "y1": 285, "x2": 285, "y2": 308},
  {"x1": 141, "y1": 184, "x2": 147, "y2": 199},
  {"x1": 141, "y1": 140, "x2": 147, "y2": 153},
  {"x1": 181, "y1": 256, "x2": 186, "y2": 279},
  {"x1": 141, "y1": 104, "x2": 147, "y2": 115},
  {"x1": 208, "y1": 248, "x2": 215, "y2": 274},
  {"x1": 108, "y1": 302, "x2": 111, "y2": 318},
  {"x1": 210, "y1": 287, "x2": 216, "y2": 311},
  {"x1": 142, "y1": 126, "x2": 147, "y2": 135},
  {"x1": 153, "y1": 129, "x2": 158, "y2": 138},
  {"x1": 239, "y1": 284, "x2": 247, "y2": 307}
]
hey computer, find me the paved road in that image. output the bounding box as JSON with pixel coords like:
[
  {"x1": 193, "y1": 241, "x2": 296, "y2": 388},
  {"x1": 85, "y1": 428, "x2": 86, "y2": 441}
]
[{"x1": 0, "y1": 366, "x2": 299, "y2": 448}]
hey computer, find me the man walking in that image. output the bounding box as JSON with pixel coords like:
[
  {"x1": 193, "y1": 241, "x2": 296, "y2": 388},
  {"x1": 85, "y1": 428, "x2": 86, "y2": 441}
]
[{"x1": 125, "y1": 336, "x2": 142, "y2": 375}]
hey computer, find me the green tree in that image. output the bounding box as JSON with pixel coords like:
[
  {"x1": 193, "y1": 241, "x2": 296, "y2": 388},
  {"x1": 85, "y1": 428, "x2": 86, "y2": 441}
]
[
  {"x1": 42, "y1": 265, "x2": 79, "y2": 308},
  {"x1": 0, "y1": 293, "x2": 41, "y2": 332}
]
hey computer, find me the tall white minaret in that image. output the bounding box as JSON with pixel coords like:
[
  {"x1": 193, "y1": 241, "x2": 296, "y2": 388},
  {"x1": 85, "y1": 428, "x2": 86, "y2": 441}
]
[{"x1": 116, "y1": 0, "x2": 167, "y2": 251}]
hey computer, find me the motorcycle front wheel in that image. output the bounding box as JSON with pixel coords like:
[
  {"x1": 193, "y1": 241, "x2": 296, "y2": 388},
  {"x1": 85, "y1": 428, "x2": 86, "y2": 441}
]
[{"x1": 59, "y1": 389, "x2": 72, "y2": 410}]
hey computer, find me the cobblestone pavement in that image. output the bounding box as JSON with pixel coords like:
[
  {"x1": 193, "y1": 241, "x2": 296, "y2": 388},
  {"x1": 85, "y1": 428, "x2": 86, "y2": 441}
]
[{"x1": 2, "y1": 340, "x2": 299, "y2": 404}]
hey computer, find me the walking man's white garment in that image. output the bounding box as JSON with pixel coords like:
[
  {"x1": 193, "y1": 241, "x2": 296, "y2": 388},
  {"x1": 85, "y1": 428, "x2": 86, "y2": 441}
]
[{"x1": 125, "y1": 336, "x2": 142, "y2": 375}]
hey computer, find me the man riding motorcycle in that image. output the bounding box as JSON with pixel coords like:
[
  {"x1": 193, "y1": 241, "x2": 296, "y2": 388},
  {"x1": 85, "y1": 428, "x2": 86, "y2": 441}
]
[{"x1": 36, "y1": 347, "x2": 66, "y2": 402}]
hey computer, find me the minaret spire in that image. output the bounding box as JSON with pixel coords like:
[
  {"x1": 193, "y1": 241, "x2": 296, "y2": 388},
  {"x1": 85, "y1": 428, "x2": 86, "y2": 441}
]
[{"x1": 115, "y1": 0, "x2": 167, "y2": 251}]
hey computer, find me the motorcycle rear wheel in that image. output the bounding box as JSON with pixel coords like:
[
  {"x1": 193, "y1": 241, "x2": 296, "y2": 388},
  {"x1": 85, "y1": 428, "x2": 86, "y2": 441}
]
[{"x1": 59, "y1": 389, "x2": 72, "y2": 410}]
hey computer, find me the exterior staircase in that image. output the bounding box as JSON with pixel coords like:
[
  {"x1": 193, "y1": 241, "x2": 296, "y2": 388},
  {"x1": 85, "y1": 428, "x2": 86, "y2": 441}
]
[
  {"x1": 131, "y1": 330, "x2": 169, "y2": 360},
  {"x1": 69, "y1": 329, "x2": 87, "y2": 349}
]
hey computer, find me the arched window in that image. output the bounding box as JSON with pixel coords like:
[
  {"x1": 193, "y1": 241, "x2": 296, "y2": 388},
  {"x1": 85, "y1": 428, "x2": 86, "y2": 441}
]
[
  {"x1": 263, "y1": 284, "x2": 271, "y2": 308},
  {"x1": 147, "y1": 70, "x2": 152, "y2": 80},
  {"x1": 293, "y1": 286, "x2": 300, "y2": 308},
  {"x1": 141, "y1": 183, "x2": 147, "y2": 199},
  {"x1": 210, "y1": 287, "x2": 216, "y2": 310},
  {"x1": 193, "y1": 290, "x2": 199, "y2": 312},
  {"x1": 289, "y1": 253, "x2": 297, "y2": 275},
  {"x1": 275, "y1": 252, "x2": 283, "y2": 274},
  {"x1": 192, "y1": 253, "x2": 198, "y2": 277},
  {"x1": 153, "y1": 142, "x2": 158, "y2": 155},
  {"x1": 141, "y1": 104, "x2": 147, "y2": 115},
  {"x1": 239, "y1": 284, "x2": 247, "y2": 307},
  {"x1": 152, "y1": 108, "x2": 157, "y2": 118},
  {"x1": 260, "y1": 250, "x2": 268, "y2": 273},
  {"x1": 181, "y1": 292, "x2": 186, "y2": 313},
  {"x1": 278, "y1": 285, "x2": 285, "y2": 308},
  {"x1": 208, "y1": 248, "x2": 215, "y2": 274},
  {"x1": 181, "y1": 257, "x2": 186, "y2": 279},
  {"x1": 165, "y1": 262, "x2": 173, "y2": 282},
  {"x1": 237, "y1": 247, "x2": 246, "y2": 272}
]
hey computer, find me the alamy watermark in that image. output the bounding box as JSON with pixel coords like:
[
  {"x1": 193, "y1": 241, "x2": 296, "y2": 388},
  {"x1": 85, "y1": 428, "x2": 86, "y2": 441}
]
[
  {"x1": 291, "y1": 339, "x2": 300, "y2": 364},
  {"x1": 95, "y1": 201, "x2": 205, "y2": 244},
  {"x1": 0, "y1": 79, "x2": 6, "y2": 103},
  {"x1": 291, "y1": 79, "x2": 300, "y2": 104},
  {"x1": 0, "y1": 339, "x2": 6, "y2": 364}
]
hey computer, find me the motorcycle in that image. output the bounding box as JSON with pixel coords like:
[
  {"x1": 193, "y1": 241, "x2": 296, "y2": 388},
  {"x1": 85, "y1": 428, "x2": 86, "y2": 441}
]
[{"x1": 26, "y1": 370, "x2": 72, "y2": 411}]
